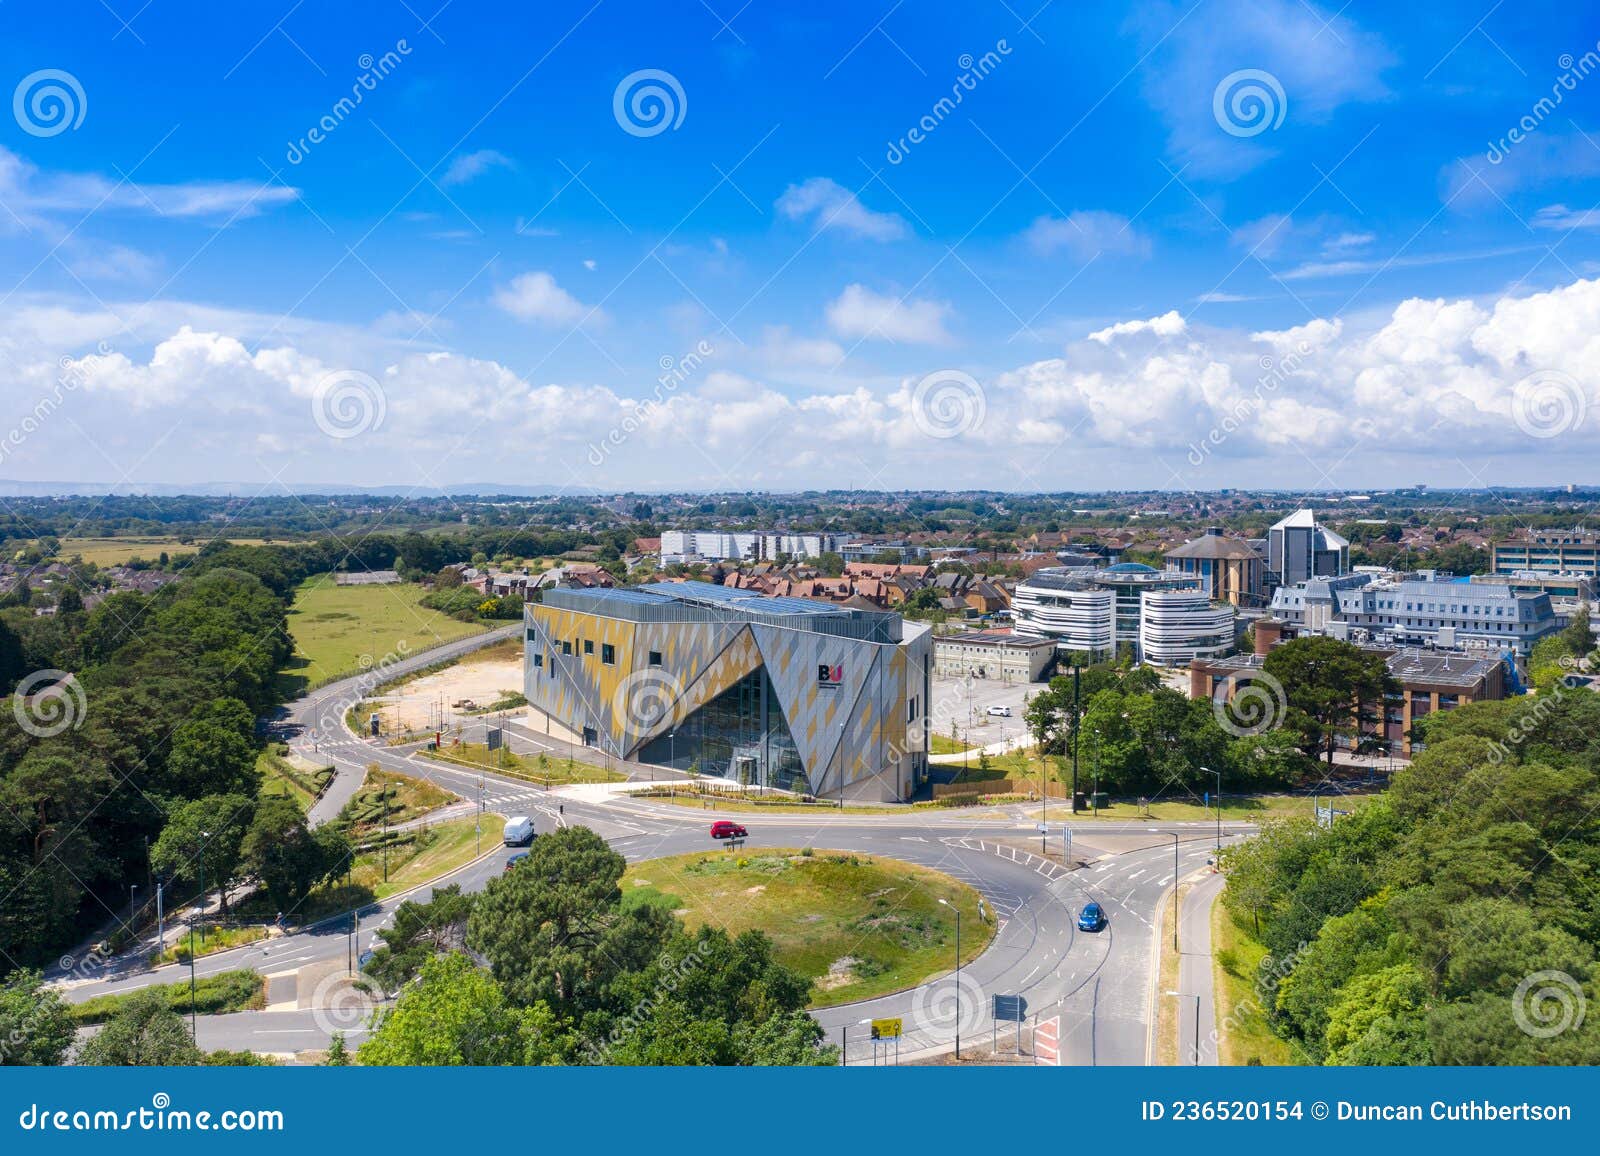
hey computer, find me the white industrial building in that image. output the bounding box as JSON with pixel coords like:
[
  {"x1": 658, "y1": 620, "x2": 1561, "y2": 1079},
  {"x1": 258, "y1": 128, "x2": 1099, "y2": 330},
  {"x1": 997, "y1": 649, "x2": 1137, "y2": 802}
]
[{"x1": 660, "y1": 530, "x2": 845, "y2": 564}]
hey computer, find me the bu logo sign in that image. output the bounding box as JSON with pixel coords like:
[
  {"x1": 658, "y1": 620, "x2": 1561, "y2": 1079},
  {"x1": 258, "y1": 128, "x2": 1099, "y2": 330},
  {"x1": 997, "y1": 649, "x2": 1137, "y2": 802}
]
[{"x1": 818, "y1": 663, "x2": 843, "y2": 688}]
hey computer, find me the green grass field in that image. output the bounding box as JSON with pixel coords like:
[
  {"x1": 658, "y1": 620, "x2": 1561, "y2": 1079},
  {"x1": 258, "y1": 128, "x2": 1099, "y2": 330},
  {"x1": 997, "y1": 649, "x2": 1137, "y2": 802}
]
[
  {"x1": 56, "y1": 536, "x2": 276, "y2": 566},
  {"x1": 278, "y1": 574, "x2": 488, "y2": 694},
  {"x1": 621, "y1": 849, "x2": 993, "y2": 1008},
  {"x1": 421, "y1": 744, "x2": 625, "y2": 786}
]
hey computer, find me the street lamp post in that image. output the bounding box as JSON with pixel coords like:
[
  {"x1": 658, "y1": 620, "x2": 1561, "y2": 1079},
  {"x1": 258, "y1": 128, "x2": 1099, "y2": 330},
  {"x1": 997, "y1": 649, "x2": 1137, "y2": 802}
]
[
  {"x1": 1163, "y1": 990, "x2": 1201, "y2": 1065},
  {"x1": 1202, "y1": 764, "x2": 1221, "y2": 851},
  {"x1": 939, "y1": 898, "x2": 962, "y2": 1060}
]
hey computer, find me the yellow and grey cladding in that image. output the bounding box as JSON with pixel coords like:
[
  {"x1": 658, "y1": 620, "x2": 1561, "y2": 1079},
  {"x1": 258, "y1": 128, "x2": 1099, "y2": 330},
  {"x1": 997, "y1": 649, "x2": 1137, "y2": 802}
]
[{"x1": 523, "y1": 584, "x2": 930, "y2": 800}]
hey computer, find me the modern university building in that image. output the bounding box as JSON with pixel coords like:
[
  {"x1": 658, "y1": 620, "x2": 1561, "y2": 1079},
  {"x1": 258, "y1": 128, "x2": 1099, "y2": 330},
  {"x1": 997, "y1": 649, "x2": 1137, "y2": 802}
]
[{"x1": 523, "y1": 582, "x2": 932, "y2": 802}]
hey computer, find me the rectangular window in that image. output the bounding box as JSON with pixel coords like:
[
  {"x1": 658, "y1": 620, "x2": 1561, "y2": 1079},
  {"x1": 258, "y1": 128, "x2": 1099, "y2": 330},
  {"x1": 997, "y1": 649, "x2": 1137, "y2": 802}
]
[
  {"x1": 601, "y1": 643, "x2": 615, "y2": 665},
  {"x1": 583, "y1": 639, "x2": 594, "y2": 655},
  {"x1": 562, "y1": 641, "x2": 572, "y2": 656},
  {"x1": 648, "y1": 650, "x2": 663, "y2": 666},
  {"x1": 526, "y1": 628, "x2": 536, "y2": 641},
  {"x1": 533, "y1": 653, "x2": 543, "y2": 668}
]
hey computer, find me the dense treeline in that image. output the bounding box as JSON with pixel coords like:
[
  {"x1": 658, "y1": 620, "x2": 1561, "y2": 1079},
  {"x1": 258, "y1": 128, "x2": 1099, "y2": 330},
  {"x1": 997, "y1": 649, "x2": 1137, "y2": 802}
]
[{"x1": 1221, "y1": 673, "x2": 1600, "y2": 1064}]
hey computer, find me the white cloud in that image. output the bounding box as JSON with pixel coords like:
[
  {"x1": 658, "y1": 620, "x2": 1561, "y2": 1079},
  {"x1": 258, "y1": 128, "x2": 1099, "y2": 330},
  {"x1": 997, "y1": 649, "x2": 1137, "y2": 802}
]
[
  {"x1": 1532, "y1": 204, "x2": 1600, "y2": 231},
  {"x1": 440, "y1": 149, "x2": 514, "y2": 186},
  {"x1": 776, "y1": 177, "x2": 908, "y2": 241},
  {"x1": 1022, "y1": 211, "x2": 1149, "y2": 259},
  {"x1": 755, "y1": 325, "x2": 845, "y2": 367},
  {"x1": 825, "y1": 284, "x2": 953, "y2": 344},
  {"x1": 0, "y1": 146, "x2": 298, "y2": 224},
  {"x1": 1132, "y1": 0, "x2": 1394, "y2": 177},
  {"x1": 1088, "y1": 310, "x2": 1187, "y2": 344},
  {"x1": 491, "y1": 271, "x2": 602, "y2": 326}
]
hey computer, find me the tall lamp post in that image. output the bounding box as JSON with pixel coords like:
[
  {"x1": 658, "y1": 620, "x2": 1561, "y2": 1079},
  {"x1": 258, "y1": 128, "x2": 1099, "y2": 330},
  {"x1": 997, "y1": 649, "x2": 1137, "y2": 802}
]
[
  {"x1": 1166, "y1": 832, "x2": 1180, "y2": 953},
  {"x1": 1202, "y1": 764, "x2": 1221, "y2": 851},
  {"x1": 939, "y1": 898, "x2": 963, "y2": 1060}
]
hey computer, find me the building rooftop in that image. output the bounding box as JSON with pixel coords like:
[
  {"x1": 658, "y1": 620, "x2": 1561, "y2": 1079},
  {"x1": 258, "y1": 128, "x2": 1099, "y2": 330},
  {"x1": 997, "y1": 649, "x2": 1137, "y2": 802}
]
[
  {"x1": 540, "y1": 582, "x2": 902, "y2": 643},
  {"x1": 1166, "y1": 529, "x2": 1264, "y2": 561}
]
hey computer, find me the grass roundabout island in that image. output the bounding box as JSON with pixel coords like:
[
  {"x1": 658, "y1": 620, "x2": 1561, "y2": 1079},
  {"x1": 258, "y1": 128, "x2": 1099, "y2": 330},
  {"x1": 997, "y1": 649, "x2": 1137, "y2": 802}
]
[{"x1": 621, "y1": 848, "x2": 995, "y2": 1009}]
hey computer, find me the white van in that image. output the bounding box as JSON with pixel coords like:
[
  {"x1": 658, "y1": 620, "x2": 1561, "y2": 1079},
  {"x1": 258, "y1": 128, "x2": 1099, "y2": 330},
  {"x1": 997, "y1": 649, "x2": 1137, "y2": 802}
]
[{"x1": 503, "y1": 815, "x2": 535, "y2": 847}]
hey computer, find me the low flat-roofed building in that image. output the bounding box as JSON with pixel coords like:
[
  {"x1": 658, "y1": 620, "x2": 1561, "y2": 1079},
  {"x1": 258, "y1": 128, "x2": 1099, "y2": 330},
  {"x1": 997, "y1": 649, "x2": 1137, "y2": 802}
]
[
  {"x1": 932, "y1": 629, "x2": 1055, "y2": 682},
  {"x1": 1190, "y1": 645, "x2": 1506, "y2": 757}
]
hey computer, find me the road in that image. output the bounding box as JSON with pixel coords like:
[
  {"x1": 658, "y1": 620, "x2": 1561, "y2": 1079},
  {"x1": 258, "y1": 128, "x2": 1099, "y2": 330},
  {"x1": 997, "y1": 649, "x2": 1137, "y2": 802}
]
[{"x1": 61, "y1": 645, "x2": 1255, "y2": 1065}]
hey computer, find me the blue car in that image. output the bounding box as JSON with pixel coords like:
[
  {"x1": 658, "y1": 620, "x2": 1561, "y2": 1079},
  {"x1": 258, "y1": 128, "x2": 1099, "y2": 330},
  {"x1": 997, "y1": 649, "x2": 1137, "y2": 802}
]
[{"x1": 1077, "y1": 902, "x2": 1107, "y2": 932}]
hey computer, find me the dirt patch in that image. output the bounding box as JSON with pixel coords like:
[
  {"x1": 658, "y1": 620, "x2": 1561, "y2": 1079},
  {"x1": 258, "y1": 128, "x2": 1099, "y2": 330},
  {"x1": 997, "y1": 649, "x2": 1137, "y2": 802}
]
[
  {"x1": 744, "y1": 885, "x2": 766, "y2": 895},
  {"x1": 367, "y1": 653, "x2": 525, "y2": 732},
  {"x1": 815, "y1": 956, "x2": 859, "y2": 991},
  {"x1": 631, "y1": 878, "x2": 650, "y2": 887}
]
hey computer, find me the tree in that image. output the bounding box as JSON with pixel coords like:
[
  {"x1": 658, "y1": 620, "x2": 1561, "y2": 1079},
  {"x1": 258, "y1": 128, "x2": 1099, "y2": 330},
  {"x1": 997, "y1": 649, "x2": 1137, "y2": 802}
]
[
  {"x1": 359, "y1": 954, "x2": 564, "y2": 1066},
  {"x1": 365, "y1": 884, "x2": 475, "y2": 989},
  {"x1": 1263, "y1": 636, "x2": 1391, "y2": 766},
  {"x1": 242, "y1": 797, "x2": 348, "y2": 911},
  {"x1": 324, "y1": 1032, "x2": 350, "y2": 1066},
  {"x1": 814, "y1": 551, "x2": 845, "y2": 577},
  {"x1": 0, "y1": 970, "x2": 74, "y2": 1065},
  {"x1": 149, "y1": 794, "x2": 254, "y2": 913},
  {"x1": 160, "y1": 701, "x2": 260, "y2": 799},
  {"x1": 1561, "y1": 607, "x2": 1594, "y2": 662},
  {"x1": 77, "y1": 988, "x2": 202, "y2": 1066},
  {"x1": 467, "y1": 826, "x2": 672, "y2": 1014}
]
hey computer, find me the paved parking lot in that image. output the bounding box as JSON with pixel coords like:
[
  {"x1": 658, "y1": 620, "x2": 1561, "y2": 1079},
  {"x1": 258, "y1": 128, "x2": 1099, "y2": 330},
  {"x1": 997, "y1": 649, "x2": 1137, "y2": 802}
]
[{"x1": 929, "y1": 673, "x2": 1039, "y2": 748}]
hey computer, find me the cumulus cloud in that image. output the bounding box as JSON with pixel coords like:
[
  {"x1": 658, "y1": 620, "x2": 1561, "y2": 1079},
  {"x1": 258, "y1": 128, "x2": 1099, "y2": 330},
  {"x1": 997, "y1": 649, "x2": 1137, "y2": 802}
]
[
  {"x1": 825, "y1": 284, "x2": 953, "y2": 344},
  {"x1": 492, "y1": 271, "x2": 602, "y2": 325},
  {"x1": 7, "y1": 276, "x2": 1600, "y2": 489},
  {"x1": 1022, "y1": 211, "x2": 1150, "y2": 259},
  {"x1": 1088, "y1": 311, "x2": 1187, "y2": 344},
  {"x1": 776, "y1": 177, "x2": 908, "y2": 241}
]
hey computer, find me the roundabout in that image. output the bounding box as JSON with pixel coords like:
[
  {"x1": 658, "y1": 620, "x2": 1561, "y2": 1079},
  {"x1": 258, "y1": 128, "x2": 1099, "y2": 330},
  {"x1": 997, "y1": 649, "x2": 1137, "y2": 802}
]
[{"x1": 56, "y1": 645, "x2": 1251, "y2": 1065}]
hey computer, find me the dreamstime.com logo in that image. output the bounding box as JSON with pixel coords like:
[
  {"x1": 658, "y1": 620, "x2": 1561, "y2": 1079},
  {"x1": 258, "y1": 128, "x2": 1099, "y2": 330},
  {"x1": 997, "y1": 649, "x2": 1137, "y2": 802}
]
[
  {"x1": 12, "y1": 669, "x2": 87, "y2": 738},
  {"x1": 312, "y1": 369, "x2": 387, "y2": 439},
  {"x1": 1210, "y1": 669, "x2": 1287, "y2": 738},
  {"x1": 13, "y1": 68, "x2": 86, "y2": 137},
  {"x1": 908, "y1": 968, "x2": 985, "y2": 1045},
  {"x1": 910, "y1": 369, "x2": 986, "y2": 439},
  {"x1": 613, "y1": 69, "x2": 686, "y2": 137},
  {"x1": 1512, "y1": 970, "x2": 1587, "y2": 1039},
  {"x1": 1510, "y1": 369, "x2": 1588, "y2": 439},
  {"x1": 1212, "y1": 69, "x2": 1286, "y2": 138},
  {"x1": 17, "y1": 1093, "x2": 284, "y2": 1133}
]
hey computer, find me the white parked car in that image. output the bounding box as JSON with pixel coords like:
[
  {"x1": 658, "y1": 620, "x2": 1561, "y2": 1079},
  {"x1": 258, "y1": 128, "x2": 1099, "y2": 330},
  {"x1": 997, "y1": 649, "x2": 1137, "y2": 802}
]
[{"x1": 986, "y1": 705, "x2": 1013, "y2": 717}]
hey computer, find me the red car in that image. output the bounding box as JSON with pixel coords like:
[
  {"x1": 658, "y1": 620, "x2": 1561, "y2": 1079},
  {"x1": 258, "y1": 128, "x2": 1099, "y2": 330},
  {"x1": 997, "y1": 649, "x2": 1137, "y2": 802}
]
[{"x1": 710, "y1": 820, "x2": 748, "y2": 840}]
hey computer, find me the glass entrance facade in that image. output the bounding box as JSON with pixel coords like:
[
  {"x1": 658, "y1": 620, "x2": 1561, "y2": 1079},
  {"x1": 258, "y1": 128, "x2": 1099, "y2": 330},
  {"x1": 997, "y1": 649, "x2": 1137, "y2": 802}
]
[{"x1": 638, "y1": 665, "x2": 808, "y2": 792}]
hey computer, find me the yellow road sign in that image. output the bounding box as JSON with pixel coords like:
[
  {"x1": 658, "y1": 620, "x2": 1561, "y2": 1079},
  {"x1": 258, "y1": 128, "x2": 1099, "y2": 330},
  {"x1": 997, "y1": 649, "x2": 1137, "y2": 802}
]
[{"x1": 870, "y1": 1018, "x2": 902, "y2": 1040}]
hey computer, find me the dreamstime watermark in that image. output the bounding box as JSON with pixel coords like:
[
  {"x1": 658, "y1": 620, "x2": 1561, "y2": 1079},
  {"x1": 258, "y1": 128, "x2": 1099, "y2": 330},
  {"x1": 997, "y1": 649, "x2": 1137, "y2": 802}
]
[
  {"x1": 1210, "y1": 668, "x2": 1287, "y2": 738},
  {"x1": 1511, "y1": 969, "x2": 1586, "y2": 1039},
  {"x1": 612, "y1": 69, "x2": 686, "y2": 138},
  {"x1": 1486, "y1": 44, "x2": 1600, "y2": 164},
  {"x1": 13, "y1": 69, "x2": 86, "y2": 137},
  {"x1": 325, "y1": 639, "x2": 413, "y2": 729},
  {"x1": 586, "y1": 339, "x2": 713, "y2": 467},
  {"x1": 0, "y1": 343, "x2": 111, "y2": 468},
  {"x1": 907, "y1": 967, "x2": 985, "y2": 1045},
  {"x1": 17, "y1": 1093, "x2": 284, "y2": 1133},
  {"x1": 312, "y1": 369, "x2": 387, "y2": 439},
  {"x1": 910, "y1": 369, "x2": 986, "y2": 439},
  {"x1": 581, "y1": 939, "x2": 717, "y2": 1062},
  {"x1": 885, "y1": 41, "x2": 1012, "y2": 164},
  {"x1": 1187, "y1": 341, "x2": 1314, "y2": 466},
  {"x1": 285, "y1": 42, "x2": 412, "y2": 164},
  {"x1": 12, "y1": 669, "x2": 87, "y2": 738},
  {"x1": 1510, "y1": 369, "x2": 1588, "y2": 439},
  {"x1": 308, "y1": 970, "x2": 380, "y2": 1037},
  {"x1": 1212, "y1": 69, "x2": 1286, "y2": 138},
  {"x1": 611, "y1": 667, "x2": 685, "y2": 735}
]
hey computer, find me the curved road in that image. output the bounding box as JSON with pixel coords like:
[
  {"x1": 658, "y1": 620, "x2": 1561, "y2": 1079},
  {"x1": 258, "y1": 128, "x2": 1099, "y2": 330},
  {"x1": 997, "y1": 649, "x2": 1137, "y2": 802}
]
[{"x1": 63, "y1": 643, "x2": 1251, "y2": 1066}]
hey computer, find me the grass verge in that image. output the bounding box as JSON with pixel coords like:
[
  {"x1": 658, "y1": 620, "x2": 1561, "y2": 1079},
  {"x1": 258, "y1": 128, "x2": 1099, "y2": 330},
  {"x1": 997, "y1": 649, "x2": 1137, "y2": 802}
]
[
  {"x1": 622, "y1": 848, "x2": 993, "y2": 1009},
  {"x1": 335, "y1": 765, "x2": 455, "y2": 830},
  {"x1": 1211, "y1": 903, "x2": 1299, "y2": 1066},
  {"x1": 71, "y1": 970, "x2": 265, "y2": 1025},
  {"x1": 150, "y1": 924, "x2": 269, "y2": 966},
  {"x1": 420, "y1": 744, "x2": 625, "y2": 786}
]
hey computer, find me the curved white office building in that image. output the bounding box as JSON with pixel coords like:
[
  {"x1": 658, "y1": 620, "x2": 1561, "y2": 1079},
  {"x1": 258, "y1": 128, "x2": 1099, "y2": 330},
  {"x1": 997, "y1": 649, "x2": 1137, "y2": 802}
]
[
  {"x1": 1138, "y1": 589, "x2": 1236, "y2": 665},
  {"x1": 1013, "y1": 564, "x2": 1235, "y2": 666}
]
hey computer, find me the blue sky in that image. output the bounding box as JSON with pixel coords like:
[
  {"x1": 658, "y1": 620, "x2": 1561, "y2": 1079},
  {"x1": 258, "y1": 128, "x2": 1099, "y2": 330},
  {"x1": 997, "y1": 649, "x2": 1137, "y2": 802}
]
[{"x1": 2, "y1": 1, "x2": 1600, "y2": 492}]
